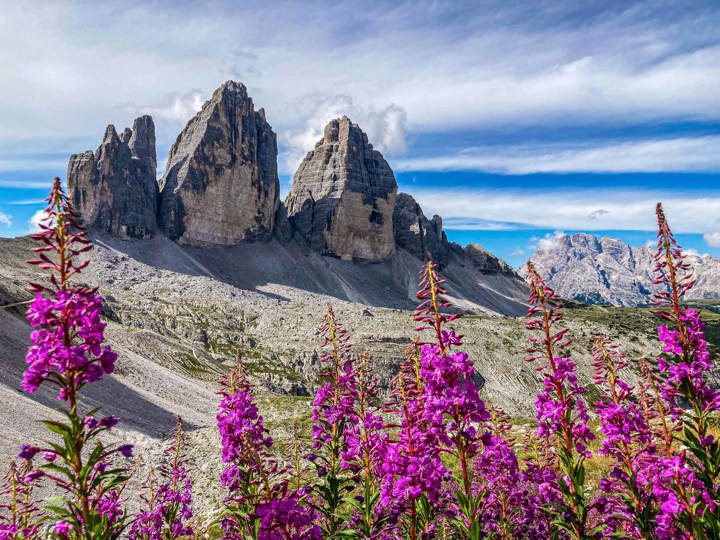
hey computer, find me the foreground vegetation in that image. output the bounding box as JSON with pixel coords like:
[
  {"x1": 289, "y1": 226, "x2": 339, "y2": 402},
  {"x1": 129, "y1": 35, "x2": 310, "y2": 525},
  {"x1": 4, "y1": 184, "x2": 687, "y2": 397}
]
[{"x1": 1, "y1": 178, "x2": 718, "y2": 539}]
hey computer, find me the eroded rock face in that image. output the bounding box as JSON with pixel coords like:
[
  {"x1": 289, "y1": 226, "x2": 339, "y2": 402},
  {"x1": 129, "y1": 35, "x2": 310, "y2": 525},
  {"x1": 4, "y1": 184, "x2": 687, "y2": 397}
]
[
  {"x1": 393, "y1": 192, "x2": 450, "y2": 267},
  {"x1": 524, "y1": 232, "x2": 720, "y2": 305},
  {"x1": 67, "y1": 116, "x2": 158, "y2": 239},
  {"x1": 158, "y1": 81, "x2": 279, "y2": 245},
  {"x1": 285, "y1": 117, "x2": 397, "y2": 261}
]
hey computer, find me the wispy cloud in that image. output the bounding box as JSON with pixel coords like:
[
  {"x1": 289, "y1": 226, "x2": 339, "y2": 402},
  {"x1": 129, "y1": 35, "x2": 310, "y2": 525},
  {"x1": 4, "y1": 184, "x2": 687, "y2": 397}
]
[
  {"x1": 0, "y1": 179, "x2": 55, "y2": 189},
  {"x1": 393, "y1": 136, "x2": 720, "y2": 174},
  {"x1": 6, "y1": 198, "x2": 46, "y2": 205},
  {"x1": 411, "y1": 188, "x2": 720, "y2": 233}
]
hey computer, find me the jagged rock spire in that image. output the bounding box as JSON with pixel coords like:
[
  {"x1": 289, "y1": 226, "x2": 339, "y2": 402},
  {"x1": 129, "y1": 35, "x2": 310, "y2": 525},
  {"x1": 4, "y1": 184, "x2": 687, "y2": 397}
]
[{"x1": 67, "y1": 115, "x2": 158, "y2": 239}]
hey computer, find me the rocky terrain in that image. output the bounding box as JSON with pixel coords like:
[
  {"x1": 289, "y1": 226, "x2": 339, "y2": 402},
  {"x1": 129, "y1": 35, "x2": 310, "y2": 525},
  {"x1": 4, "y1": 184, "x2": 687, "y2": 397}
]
[
  {"x1": 2, "y1": 232, "x2": 695, "y2": 493},
  {"x1": 525, "y1": 232, "x2": 720, "y2": 306}
]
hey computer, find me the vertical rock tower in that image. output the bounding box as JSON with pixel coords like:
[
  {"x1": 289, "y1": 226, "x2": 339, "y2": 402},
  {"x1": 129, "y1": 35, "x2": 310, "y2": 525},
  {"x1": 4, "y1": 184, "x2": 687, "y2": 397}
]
[
  {"x1": 158, "y1": 81, "x2": 279, "y2": 245},
  {"x1": 67, "y1": 115, "x2": 158, "y2": 239},
  {"x1": 285, "y1": 116, "x2": 397, "y2": 261}
]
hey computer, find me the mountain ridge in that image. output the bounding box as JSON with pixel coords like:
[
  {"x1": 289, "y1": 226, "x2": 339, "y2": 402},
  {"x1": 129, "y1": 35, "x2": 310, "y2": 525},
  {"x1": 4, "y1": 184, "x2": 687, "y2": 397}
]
[{"x1": 524, "y1": 231, "x2": 720, "y2": 306}]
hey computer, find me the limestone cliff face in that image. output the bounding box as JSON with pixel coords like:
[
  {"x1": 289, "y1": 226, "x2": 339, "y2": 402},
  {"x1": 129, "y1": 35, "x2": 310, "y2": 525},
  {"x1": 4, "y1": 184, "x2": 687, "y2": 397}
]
[
  {"x1": 158, "y1": 81, "x2": 279, "y2": 245},
  {"x1": 67, "y1": 116, "x2": 158, "y2": 239},
  {"x1": 392, "y1": 192, "x2": 450, "y2": 267},
  {"x1": 285, "y1": 117, "x2": 397, "y2": 261}
]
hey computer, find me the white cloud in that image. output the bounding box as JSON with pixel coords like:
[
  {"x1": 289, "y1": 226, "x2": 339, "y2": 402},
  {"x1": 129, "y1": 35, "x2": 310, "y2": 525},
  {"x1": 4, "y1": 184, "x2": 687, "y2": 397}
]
[
  {"x1": 704, "y1": 232, "x2": 720, "y2": 247},
  {"x1": 411, "y1": 188, "x2": 720, "y2": 234},
  {"x1": 280, "y1": 96, "x2": 408, "y2": 175},
  {"x1": 127, "y1": 91, "x2": 205, "y2": 124},
  {"x1": 392, "y1": 136, "x2": 720, "y2": 174},
  {"x1": 28, "y1": 210, "x2": 46, "y2": 233},
  {"x1": 0, "y1": 211, "x2": 11, "y2": 227},
  {"x1": 683, "y1": 248, "x2": 710, "y2": 259},
  {"x1": 0, "y1": 1, "x2": 718, "y2": 173},
  {"x1": 7, "y1": 198, "x2": 46, "y2": 205},
  {"x1": 535, "y1": 231, "x2": 568, "y2": 251}
]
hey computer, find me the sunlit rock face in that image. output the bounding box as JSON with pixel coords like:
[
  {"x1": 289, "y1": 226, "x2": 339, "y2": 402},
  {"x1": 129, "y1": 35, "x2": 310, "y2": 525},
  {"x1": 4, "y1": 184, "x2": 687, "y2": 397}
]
[
  {"x1": 159, "y1": 81, "x2": 279, "y2": 245},
  {"x1": 285, "y1": 116, "x2": 397, "y2": 262},
  {"x1": 524, "y1": 232, "x2": 720, "y2": 305}
]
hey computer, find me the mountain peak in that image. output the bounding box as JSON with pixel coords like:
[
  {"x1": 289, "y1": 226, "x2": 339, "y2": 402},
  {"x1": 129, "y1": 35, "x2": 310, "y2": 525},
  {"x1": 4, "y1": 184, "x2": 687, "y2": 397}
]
[
  {"x1": 525, "y1": 233, "x2": 720, "y2": 306},
  {"x1": 285, "y1": 117, "x2": 397, "y2": 261},
  {"x1": 158, "y1": 81, "x2": 279, "y2": 245}
]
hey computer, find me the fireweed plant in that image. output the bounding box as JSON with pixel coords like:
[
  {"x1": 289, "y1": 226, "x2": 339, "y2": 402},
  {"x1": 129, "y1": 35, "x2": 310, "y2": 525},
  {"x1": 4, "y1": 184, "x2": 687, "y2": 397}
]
[
  {"x1": 0, "y1": 460, "x2": 41, "y2": 540},
  {"x1": 308, "y1": 306, "x2": 360, "y2": 538},
  {"x1": 3, "y1": 180, "x2": 720, "y2": 540},
  {"x1": 129, "y1": 416, "x2": 193, "y2": 540},
  {"x1": 10, "y1": 178, "x2": 132, "y2": 540},
  {"x1": 216, "y1": 357, "x2": 321, "y2": 540},
  {"x1": 524, "y1": 261, "x2": 597, "y2": 539}
]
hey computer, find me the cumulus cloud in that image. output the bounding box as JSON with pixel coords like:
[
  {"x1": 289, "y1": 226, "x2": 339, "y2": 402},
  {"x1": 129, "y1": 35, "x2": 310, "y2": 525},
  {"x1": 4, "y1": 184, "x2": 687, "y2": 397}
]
[
  {"x1": 0, "y1": 211, "x2": 11, "y2": 227},
  {"x1": 683, "y1": 248, "x2": 710, "y2": 259},
  {"x1": 534, "y1": 231, "x2": 568, "y2": 251},
  {"x1": 128, "y1": 91, "x2": 205, "y2": 124},
  {"x1": 704, "y1": 232, "x2": 720, "y2": 247},
  {"x1": 280, "y1": 95, "x2": 408, "y2": 175},
  {"x1": 28, "y1": 210, "x2": 45, "y2": 233}
]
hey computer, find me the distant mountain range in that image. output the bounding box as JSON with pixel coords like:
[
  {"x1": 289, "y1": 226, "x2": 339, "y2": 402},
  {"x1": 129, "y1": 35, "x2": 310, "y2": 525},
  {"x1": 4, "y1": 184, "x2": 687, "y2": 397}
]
[{"x1": 524, "y1": 232, "x2": 720, "y2": 306}]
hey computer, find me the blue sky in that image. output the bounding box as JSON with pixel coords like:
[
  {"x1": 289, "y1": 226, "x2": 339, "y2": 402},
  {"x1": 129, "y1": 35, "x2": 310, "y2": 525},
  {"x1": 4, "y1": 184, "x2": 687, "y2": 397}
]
[{"x1": 1, "y1": 0, "x2": 719, "y2": 268}]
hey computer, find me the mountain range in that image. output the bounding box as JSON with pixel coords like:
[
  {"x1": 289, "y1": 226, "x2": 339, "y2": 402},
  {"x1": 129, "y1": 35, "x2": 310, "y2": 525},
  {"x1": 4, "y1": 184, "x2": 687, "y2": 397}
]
[{"x1": 525, "y1": 232, "x2": 720, "y2": 306}]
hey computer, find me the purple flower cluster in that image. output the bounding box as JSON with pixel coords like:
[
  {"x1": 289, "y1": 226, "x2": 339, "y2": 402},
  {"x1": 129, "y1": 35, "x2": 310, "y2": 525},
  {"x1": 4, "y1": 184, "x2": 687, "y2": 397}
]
[
  {"x1": 218, "y1": 362, "x2": 320, "y2": 540},
  {"x1": 657, "y1": 309, "x2": 720, "y2": 413},
  {"x1": 23, "y1": 290, "x2": 116, "y2": 398},
  {"x1": 419, "y1": 344, "x2": 489, "y2": 449},
  {"x1": 130, "y1": 418, "x2": 194, "y2": 540},
  {"x1": 253, "y1": 494, "x2": 322, "y2": 540},
  {"x1": 217, "y1": 379, "x2": 273, "y2": 495}
]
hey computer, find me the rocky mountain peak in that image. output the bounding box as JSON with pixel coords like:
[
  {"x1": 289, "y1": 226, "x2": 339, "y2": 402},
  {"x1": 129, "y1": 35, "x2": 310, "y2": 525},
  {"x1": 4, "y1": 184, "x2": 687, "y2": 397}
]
[
  {"x1": 285, "y1": 116, "x2": 398, "y2": 261},
  {"x1": 67, "y1": 116, "x2": 158, "y2": 240},
  {"x1": 158, "y1": 80, "x2": 279, "y2": 245},
  {"x1": 525, "y1": 232, "x2": 720, "y2": 305}
]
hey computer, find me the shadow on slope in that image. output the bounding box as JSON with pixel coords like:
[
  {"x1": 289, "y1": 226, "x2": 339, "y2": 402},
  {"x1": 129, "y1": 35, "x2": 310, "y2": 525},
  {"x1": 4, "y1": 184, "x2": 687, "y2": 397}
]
[{"x1": 84, "y1": 234, "x2": 528, "y2": 316}]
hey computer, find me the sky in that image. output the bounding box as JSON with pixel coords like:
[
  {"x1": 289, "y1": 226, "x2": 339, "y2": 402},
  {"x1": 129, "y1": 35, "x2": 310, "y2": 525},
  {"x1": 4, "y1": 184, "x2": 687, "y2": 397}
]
[{"x1": 0, "y1": 0, "x2": 719, "y2": 268}]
